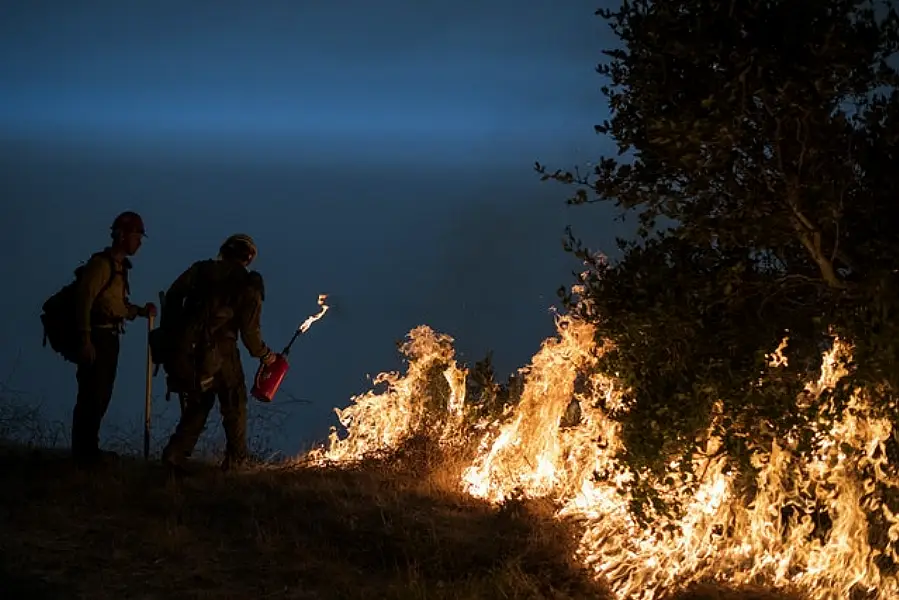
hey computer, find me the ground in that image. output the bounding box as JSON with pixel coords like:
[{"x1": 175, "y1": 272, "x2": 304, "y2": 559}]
[
  {"x1": 0, "y1": 443, "x2": 806, "y2": 600},
  {"x1": 0, "y1": 442, "x2": 607, "y2": 600}
]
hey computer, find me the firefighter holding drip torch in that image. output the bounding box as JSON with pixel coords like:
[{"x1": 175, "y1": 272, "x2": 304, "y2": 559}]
[{"x1": 156, "y1": 234, "x2": 277, "y2": 474}]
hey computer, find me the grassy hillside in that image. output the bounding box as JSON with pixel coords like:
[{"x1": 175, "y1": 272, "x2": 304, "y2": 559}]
[
  {"x1": 0, "y1": 440, "x2": 607, "y2": 600},
  {"x1": 0, "y1": 382, "x2": 805, "y2": 600},
  {"x1": 0, "y1": 441, "x2": 806, "y2": 600}
]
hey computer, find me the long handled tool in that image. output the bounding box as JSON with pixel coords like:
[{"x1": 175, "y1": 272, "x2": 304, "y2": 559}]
[
  {"x1": 144, "y1": 312, "x2": 155, "y2": 461},
  {"x1": 153, "y1": 291, "x2": 165, "y2": 378}
]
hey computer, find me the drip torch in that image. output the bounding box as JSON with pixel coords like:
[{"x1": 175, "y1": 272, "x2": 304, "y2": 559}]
[{"x1": 251, "y1": 294, "x2": 329, "y2": 403}]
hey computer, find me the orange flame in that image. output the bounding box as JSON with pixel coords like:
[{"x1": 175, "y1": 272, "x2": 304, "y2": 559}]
[
  {"x1": 307, "y1": 326, "x2": 467, "y2": 461},
  {"x1": 307, "y1": 309, "x2": 899, "y2": 599},
  {"x1": 298, "y1": 294, "x2": 329, "y2": 334}
]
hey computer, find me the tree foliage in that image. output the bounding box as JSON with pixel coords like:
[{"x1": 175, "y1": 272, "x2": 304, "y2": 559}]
[{"x1": 539, "y1": 0, "x2": 899, "y2": 491}]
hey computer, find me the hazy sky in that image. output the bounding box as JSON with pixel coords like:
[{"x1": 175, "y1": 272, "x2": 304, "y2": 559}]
[{"x1": 0, "y1": 1, "x2": 628, "y2": 454}]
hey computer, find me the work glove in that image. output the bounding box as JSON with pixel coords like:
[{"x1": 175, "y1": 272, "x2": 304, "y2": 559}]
[
  {"x1": 260, "y1": 350, "x2": 277, "y2": 366},
  {"x1": 138, "y1": 303, "x2": 157, "y2": 318}
]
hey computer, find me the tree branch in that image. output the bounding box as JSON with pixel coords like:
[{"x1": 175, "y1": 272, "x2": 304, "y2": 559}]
[{"x1": 770, "y1": 116, "x2": 845, "y2": 289}]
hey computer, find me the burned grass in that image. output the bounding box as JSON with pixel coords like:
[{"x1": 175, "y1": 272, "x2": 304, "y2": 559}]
[{"x1": 0, "y1": 444, "x2": 607, "y2": 600}]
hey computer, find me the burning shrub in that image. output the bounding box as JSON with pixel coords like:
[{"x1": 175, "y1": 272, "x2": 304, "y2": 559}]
[{"x1": 519, "y1": 0, "x2": 899, "y2": 596}]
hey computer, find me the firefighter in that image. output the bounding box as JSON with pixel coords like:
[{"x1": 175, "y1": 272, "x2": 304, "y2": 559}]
[
  {"x1": 159, "y1": 233, "x2": 276, "y2": 474},
  {"x1": 72, "y1": 211, "x2": 156, "y2": 468}
]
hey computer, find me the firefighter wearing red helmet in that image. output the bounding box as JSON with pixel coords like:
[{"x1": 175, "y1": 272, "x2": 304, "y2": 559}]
[
  {"x1": 70, "y1": 211, "x2": 156, "y2": 467},
  {"x1": 111, "y1": 210, "x2": 147, "y2": 239},
  {"x1": 155, "y1": 233, "x2": 276, "y2": 474}
]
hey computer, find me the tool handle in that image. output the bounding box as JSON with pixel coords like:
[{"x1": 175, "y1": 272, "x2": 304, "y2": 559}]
[
  {"x1": 281, "y1": 329, "x2": 302, "y2": 356},
  {"x1": 144, "y1": 313, "x2": 155, "y2": 461}
]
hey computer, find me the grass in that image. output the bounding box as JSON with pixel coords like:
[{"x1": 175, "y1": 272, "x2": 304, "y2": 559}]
[
  {"x1": 0, "y1": 441, "x2": 607, "y2": 600},
  {"x1": 0, "y1": 442, "x2": 812, "y2": 600},
  {"x1": 0, "y1": 388, "x2": 807, "y2": 600}
]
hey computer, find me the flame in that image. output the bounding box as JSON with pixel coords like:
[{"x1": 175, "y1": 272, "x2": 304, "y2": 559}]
[
  {"x1": 307, "y1": 326, "x2": 467, "y2": 461},
  {"x1": 298, "y1": 294, "x2": 330, "y2": 334},
  {"x1": 307, "y1": 310, "x2": 899, "y2": 599}
]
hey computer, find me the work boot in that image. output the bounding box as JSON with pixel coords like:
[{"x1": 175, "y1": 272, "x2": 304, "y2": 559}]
[
  {"x1": 161, "y1": 447, "x2": 189, "y2": 477},
  {"x1": 162, "y1": 457, "x2": 188, "y2": 478},
  {"x1": 98, "y1": 449, "x2": 120, "y2": 463},
  {"x1": 73, "y1": 448, "x2": 118, "y2": 470},
  {"x1": 73, "y1": 452, "x2": 99, "y2": 470},
  {"x1": 221, "y1": 454, "x2": 249, "y2": 473}
]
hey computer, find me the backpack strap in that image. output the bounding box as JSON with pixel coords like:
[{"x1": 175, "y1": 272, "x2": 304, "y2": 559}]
[
  {"x1": 98, "y1": 252, "x2": 119, "y2": 297},
  {"x1": 40, "y1": 251, "x2": 127, "y2": 350},
  {"x1": 77, "y1": 250, "x2": 122, "y2": 295},
  {"x1": 87, "y1": 251, "x2": 128, "y2": 333},
  {"x1": 247, "y1": 270, "x2": 265, "y2": 301}
]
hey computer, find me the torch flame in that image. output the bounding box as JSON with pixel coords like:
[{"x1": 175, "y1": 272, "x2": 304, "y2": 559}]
[
  {"x1": 298, "y1": 294, "x2": 329, "y2": 334},
  {"x1": 307, "y1": 310, "x2": 899, "y2": 599}
]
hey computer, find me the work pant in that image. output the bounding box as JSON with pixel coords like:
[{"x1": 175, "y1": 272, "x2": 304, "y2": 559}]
[
  {"x1": 72, "y1": 328, "x2": 120, "y2": 461},
  {"x1": 161, "y1": 344, "x2": 249, "y2": 465}
]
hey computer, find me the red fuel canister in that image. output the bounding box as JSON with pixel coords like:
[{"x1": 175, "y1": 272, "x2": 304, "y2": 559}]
[{"x1": 251, "y1": 354, "x2": 289, "y2": 403}]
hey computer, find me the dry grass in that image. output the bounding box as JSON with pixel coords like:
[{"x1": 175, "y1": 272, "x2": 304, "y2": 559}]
[
  {"x1": 0, "y1": 441, "x2": 608, "y2": 600},
  {"x1": 0, "y1": 439, "x2": 811, "y2": 600},
  {"x1": 0, "y1": 392, "x2": 808, "y2": 600}
]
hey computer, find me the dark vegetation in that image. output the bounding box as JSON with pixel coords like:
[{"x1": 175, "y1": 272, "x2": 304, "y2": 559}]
[{"x1": 539, "y1": 0, "x2": 899, "y2": 521}]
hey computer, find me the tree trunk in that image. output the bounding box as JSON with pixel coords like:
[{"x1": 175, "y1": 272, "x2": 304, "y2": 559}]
[
  {"x1": 794, "y1": 224, "x2": 844, "y2": 288},
  {"x1": 785, "y1": 192, "x2": 845, "y2": 289}
]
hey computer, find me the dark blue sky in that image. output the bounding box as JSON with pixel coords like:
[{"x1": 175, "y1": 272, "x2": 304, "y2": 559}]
[{"x1": 0, "y1": 1, "x2": 626, "y2": 453}]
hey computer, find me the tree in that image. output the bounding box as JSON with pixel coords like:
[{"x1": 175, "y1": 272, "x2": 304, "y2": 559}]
[{"x1": 538, "y1": 0, "x2": 899, "y2": 502}]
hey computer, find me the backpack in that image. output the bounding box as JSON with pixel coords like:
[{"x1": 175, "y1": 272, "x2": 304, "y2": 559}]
[
  {"x1": 151, "y1": 261, "x2": 247, "y2": 394},
  {"x1": 40, "y1": 252, "x2": 121, "y2": 364}
]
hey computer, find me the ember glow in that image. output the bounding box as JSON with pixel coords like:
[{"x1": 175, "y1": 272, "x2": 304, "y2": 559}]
[{"x1": 308, "y1": 308, "x2": 899, "y2": 599}]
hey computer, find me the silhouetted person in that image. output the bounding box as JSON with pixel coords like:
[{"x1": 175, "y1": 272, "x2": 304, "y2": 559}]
[
  {"x1": 72, "y1": 211, "x2": 156, "y2": 467},
  {"x1": 158, "y1": 234, "x2": 276, "y2": 473}
]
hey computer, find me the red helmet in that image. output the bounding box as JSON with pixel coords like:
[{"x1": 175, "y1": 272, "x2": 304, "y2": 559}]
[{"x1": 111, "y1": 211, "x2": 146, "y2": 236}]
